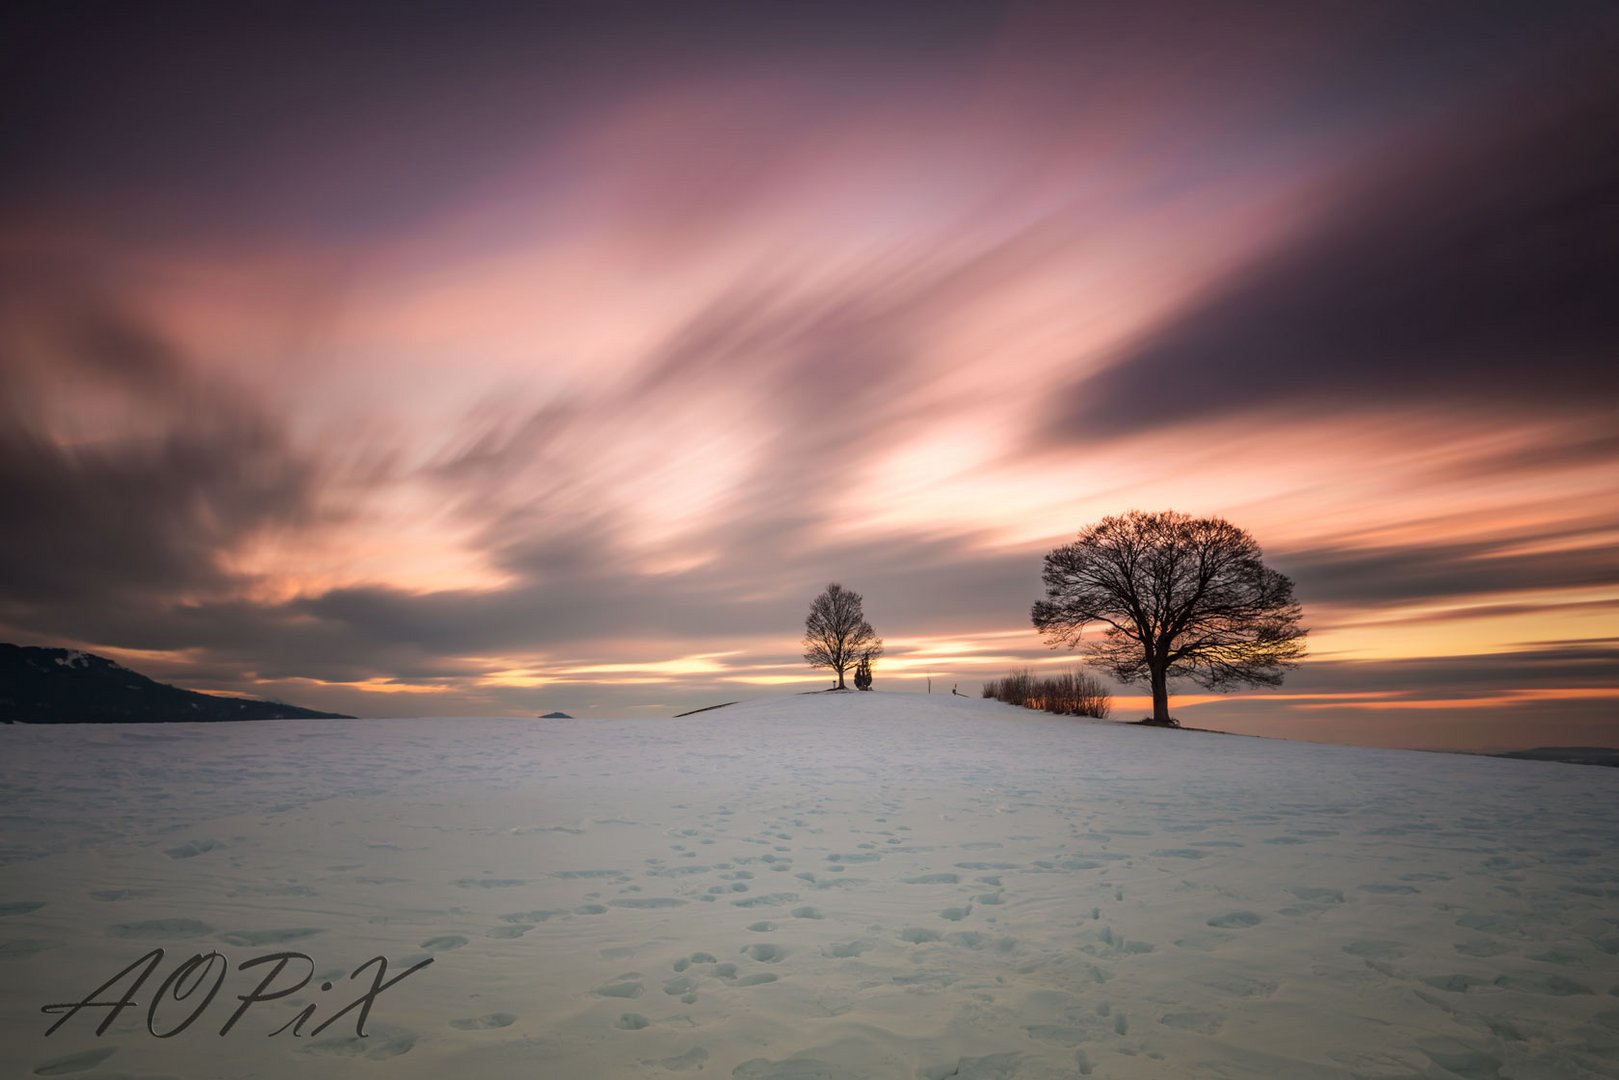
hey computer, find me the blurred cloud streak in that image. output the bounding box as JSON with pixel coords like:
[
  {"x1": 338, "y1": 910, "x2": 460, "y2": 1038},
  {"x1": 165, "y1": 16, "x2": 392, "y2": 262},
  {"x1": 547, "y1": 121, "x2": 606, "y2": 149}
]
[{"x1": 1, "y1": 1, "x2": 1614, "y2": 747}]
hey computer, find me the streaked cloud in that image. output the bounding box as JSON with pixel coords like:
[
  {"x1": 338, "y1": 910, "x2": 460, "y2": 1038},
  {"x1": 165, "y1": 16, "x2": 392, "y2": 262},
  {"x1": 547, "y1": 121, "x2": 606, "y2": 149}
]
[
  {"x1": 1, "y1": 2, "x2": 1614, "y2": 747},
  {"x1": 1046, "y1": 47, "x2": 1619, "y2": 440}
]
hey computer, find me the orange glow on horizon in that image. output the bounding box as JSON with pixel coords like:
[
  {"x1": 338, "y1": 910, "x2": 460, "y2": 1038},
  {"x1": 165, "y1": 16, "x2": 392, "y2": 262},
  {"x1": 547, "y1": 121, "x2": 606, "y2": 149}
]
[
  {"x1": 1295, "y1": 688, "x2": 1619, "y2": 712},
  {"x1": 272, "y1": 677, "x2": 456, "y2": 695}
]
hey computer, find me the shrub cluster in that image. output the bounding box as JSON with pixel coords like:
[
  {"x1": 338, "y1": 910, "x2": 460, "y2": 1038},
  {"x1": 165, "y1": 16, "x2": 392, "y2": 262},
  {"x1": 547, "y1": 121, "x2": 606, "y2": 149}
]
[{"x1": 981, "y1": 668, "x2": 1112, "y2": 718}]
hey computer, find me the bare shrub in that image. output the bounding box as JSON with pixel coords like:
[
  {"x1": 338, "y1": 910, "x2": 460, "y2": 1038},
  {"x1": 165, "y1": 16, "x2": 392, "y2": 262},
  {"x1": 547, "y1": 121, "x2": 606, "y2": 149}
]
[{"x1": 983, "y1": 668, "x2": 1110, "y2": 719}]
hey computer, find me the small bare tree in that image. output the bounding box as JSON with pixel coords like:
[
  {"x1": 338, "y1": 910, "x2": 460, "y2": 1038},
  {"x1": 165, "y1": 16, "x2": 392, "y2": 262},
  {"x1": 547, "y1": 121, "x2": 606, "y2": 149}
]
[
  {"x1": 802, "y1": 583, "x2": 883, "y2": 690},
  {"x1": 1031, "y1": 510, "x2": 1305, "y2": 726}
]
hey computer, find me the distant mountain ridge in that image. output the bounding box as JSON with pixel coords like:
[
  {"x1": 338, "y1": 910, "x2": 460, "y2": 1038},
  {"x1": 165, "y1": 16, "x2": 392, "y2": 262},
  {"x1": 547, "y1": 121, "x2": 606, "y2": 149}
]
[
  {"x1": 1487, "y1": 746, "x2": 1619, "y2": 768},
  {"x1": 0, "y1": 644, "x2": 354, "y2": 723}
]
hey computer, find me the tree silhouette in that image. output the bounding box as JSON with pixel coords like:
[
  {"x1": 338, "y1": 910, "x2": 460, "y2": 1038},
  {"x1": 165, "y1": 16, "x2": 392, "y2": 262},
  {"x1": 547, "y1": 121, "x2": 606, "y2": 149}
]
[
  {"x1": 802, "y1": 583, "x2": 882, "y2": 690},
  {"x1": 1031, "y1": 510, "x2": 1305, "y2": 726}
]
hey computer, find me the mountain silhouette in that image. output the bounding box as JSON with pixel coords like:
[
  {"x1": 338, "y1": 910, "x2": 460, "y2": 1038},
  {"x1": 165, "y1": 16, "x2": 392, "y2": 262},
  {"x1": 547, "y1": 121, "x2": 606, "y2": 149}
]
[{"x1": 0, "y1": 643, "x2": 353, "y2": 723}]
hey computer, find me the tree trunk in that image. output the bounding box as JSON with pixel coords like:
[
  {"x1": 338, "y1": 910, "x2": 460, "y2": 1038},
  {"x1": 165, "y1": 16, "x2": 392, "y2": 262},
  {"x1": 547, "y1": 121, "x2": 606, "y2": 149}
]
[
  {"x1": 836, "y1": 666, "x2": 847, "y2": 689},
  {"x1": 1149, "y1": 664, "x2": 1171, "y2": 724}
]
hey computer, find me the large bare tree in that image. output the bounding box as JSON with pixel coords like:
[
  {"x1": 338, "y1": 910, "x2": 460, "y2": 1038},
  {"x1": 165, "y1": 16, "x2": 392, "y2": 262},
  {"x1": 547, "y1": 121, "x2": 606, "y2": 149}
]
[
  {"x1": 803, "y1": 583, "x2": 883, "y2": 690},
  {"x1": 1031, "y1": 510, "x2": 1305, "y2": 726}
]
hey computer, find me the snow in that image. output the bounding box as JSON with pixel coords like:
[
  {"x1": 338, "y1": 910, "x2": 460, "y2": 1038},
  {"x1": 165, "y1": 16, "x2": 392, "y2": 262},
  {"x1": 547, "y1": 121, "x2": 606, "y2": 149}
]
[{"x1": 3, "y1": 692, "x2": 1617, "y2": 1078}]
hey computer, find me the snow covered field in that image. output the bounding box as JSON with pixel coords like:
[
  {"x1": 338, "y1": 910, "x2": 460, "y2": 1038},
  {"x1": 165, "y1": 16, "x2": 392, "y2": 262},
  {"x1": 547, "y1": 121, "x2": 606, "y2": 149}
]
[{"x1": 4, "y1": 692, "x2": 1618, "y2": 1079}]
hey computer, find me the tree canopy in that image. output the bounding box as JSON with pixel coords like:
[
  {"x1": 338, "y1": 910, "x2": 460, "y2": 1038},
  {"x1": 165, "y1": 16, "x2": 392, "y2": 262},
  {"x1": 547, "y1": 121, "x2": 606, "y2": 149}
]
[
  {"x1": 803, "y1": 583, "x2": 882, "y2": 690},
  {"x1": 1031, "y1": 510, "x2": 1306, "y2": 725}
]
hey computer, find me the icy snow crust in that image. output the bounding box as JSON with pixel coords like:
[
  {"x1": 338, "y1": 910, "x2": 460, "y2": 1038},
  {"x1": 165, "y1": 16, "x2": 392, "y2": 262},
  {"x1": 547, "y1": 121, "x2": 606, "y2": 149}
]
[{"x1": 3, "y1": 692, "x2": 1618, "y2": 1078}]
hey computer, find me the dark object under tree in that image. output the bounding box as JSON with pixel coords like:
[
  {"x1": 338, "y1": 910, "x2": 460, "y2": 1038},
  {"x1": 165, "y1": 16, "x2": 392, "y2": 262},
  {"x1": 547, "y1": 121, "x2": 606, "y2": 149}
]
[
  {"x1": 802, "y1": 583, "x2": 883, "y2": 690},
  {"x1": 853, "y1": 653, "x2": 874, "y2": 691},
  {"x1": 1030, "y1": 510, "x2": 1306, "y2": 726}
]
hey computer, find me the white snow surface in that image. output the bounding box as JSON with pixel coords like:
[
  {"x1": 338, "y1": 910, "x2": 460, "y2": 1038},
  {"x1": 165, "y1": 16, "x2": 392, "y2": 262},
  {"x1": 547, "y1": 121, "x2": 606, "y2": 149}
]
[{"x1": 3, "y1": 692, "x2": 1618, "y2": 1079}]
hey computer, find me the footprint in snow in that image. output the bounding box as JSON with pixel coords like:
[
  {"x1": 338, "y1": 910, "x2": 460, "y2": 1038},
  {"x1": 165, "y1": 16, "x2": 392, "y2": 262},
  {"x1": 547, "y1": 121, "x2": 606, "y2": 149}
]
[
  {"x1": 305, "y1": 1022, "x2": 416, "y2": 1059},
  {"x1": 108, "y1": 918, "x2": 213, "y2": 940},
  {"x1": 217, "y1": 928, "x2": 323, "y2": 947},
  {"x1": 1206, "y1": 911, "x2": 1262, "y2": 929},
  {"x1": 487, "y1": 924, "x2": 531, "y2": 938},
  {"x1": 595, "y1": 981, "x2": 643, "y2": 999},
  {"x1": 420, "y1": 934, "x2": 467, "y2": 951},
  {"x1": 31, "y1": 1047, "x2": 118, "y2": 1076},
  {"x1": 0, "y1": 901, "x2": 46, "y2": 916}
]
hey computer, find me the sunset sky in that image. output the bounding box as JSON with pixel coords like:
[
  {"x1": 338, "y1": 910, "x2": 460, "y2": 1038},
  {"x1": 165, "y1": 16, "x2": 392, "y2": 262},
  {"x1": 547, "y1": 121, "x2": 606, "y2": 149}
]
[{"x1": 2, "y1": 1, "x2": 1615, "y2": 749}]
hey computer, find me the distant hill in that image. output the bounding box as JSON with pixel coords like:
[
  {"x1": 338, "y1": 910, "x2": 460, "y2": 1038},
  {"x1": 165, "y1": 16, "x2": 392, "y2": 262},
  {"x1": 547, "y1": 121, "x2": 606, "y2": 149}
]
[
  {"x1": 0, "y1": 644, "x2": 354, "y2": 723},
  {"x1": 1488, "y1": 747, "x2": 1619, "y2": 768},
  {"x1": 539, "y1": 711, "x2": 572, "y2": 719}
]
